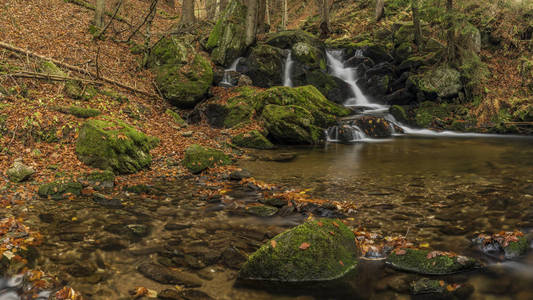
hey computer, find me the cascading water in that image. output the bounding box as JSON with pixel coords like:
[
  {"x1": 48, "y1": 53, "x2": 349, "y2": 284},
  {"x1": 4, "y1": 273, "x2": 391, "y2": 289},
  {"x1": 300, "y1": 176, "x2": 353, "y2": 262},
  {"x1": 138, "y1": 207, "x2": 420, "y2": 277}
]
[
  {"x1": 220, "y1": 57, "x2": 243, "y2": 87},
  {"x1": 283, "y1": 51, "x2": 293, "y2": 87}
]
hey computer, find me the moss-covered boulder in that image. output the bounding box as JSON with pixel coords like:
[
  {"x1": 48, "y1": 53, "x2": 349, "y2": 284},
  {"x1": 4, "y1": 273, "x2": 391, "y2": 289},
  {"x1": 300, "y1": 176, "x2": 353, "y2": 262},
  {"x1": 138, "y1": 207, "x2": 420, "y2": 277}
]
[
  {"x1": 239, "y1": 218, "x2": 360, "y2": 282},
  {"x1": 6, "y1": 159, "x2": 35, "y2": 182},
  {"x1": 411, "y1": 66, "x2": 462, "y2": 99},
  {"x1": 389, "y1": 105, "x2": 408, "y2": 124},
  {"x1": 232, "y1": 130, "x2": 274, "y2": 149},
  {"x1": 56, "y1": 105, "x2": 101, "y2": 118},
  {"x1": 38, "y1": 180, "x2": 83, "y2": 200},
  {"x1": 76, "y1": 119, "x2": 158, "y2": 174},
  {"x1": 206, "y1": 0, "x2": 248, "y2": 66},
  {"x1": 410, "y1": 278, "x2": 474, "y2": 299},
  {"x1": 265, "y1": 30, "x2": 323, "y2": 50},
  {"x1": 165, "y1": 109, "x2": 186, "y2": 126},
  {"x1": 262, "y1": 105, "x2": 323, "y2": 145},
  {"x1": 182, "y1": 144, "x2": 231, "y2": 174},
  {"x1": 291, "y1": 42, "x2": 326, "y2": 71},
  {"x1": 64, "y1": 80, "x2": 97, "y2": 101},
  {"x1": 386, "y1": 249, "x2": 479, "y2": 275},
  {"x1": 457, "y1": 22, "x2": 481, "y2": 54},
  {"x1": 245, "y1": 44, "x2": 285, "y2": 87}
]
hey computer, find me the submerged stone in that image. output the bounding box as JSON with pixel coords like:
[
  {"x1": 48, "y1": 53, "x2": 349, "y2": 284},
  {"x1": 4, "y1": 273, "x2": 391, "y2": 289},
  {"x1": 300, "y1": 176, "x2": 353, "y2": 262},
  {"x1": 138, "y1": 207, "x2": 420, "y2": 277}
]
[
  {"x1": 410, "y1": 278, "x2": 474, "y2": 299},
  {"x1": 239, "y1": 218, "x2": 360, "y2": 282},
  {"x1": 472, "y1": 232, "x2": 529, "y2": 259},
  {"x1": 232, "y1": 130, "x2": 274, "y2": 149},
  {"x1": 246, "y1": 205, "x2": 278, "y2": 217},
  {"x1": 75, "y1": 119, "x2": 158, "y2": 174},
  {"x1": 38, "y1": 181, "x2": 83, "y2": 200},
  {"x1": 182, "y1": 144, "x2": 231, "y2": 174},
  {"x1": 386, "y1": 249, "x2": 479, "y2": 275}
]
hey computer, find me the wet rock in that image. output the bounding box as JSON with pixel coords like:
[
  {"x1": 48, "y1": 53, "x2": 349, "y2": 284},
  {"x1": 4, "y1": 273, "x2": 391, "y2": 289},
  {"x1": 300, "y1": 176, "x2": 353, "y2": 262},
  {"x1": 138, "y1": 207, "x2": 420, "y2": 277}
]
[
  {"x1": 351, "y1": 116, "x2": 395, "y2": 138},
  {"x1": 183, "y1": 144, "x2": 231, "y2": 174},
  {"x1": 179, "y1": 289, "x2": 214, "y2": 300},
  {"x1": 256, "y1": 152, "x2": 297, "y2": 162},
  {"x1": 386, "y1": 249, "x2": 479, "y2": 275},
  {"x1": 246, "y1": 205, "x2": 278, "y2": 217},
  {"x1": 222, "y1": 247, "x2": 247, "y2": 269},
  {"x1": 97, "y1": 236, "x2": 128, "y2": 251},
  {"x1": 196, "y1": 268, "x2": 215, "y2": 280},
  {"x1": 126, "y1": 224, "x2": 150, "y2": 237},
  {"x1": 137, "y1": 263, "x2": 202, "y2": 287},
  {"x1": 239, "y1": 218, "x2": 359, "y2": 282},
  {"x1": 38, "y1": 180, "x2": 83, "y2": 200},
  {"x1": 260, "y1": 197, "x2": 288, "y2": 207},
  {"x1": 229, "y1": 169, "x2": 252, "y2": 180},
  {"x1": 410, "y1": 278, "x2": 474, "y2": 299},
  {"x1": 232, "y1": 130, "x2": 274, "y2": 150},
  {"x1": 6, "y1": 159, "x2": 34, "y2": 182},
  {"x1": 158, "y1": 289, "x2": 181, "y2": 300},
  {"x1": 164, "y1": 222, "x2": 192, "y2": 231},
  {"x1": 472, "y1": 232, "x2": 529, "y2": 259},
  {"x1": 245, "y1": 44, "x2": 284, "y2": 87},
  {"x1": 93, "y1": 193, "x2": 123, "y2": 208},
  {"x1": 66, "y1": 262, "x2": 96, "y2": 277}
]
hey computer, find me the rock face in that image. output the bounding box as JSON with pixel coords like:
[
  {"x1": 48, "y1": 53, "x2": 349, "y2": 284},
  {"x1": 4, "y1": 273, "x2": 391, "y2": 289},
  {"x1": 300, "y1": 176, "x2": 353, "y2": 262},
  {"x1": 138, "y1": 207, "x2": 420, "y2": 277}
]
[
  {"x1": 232, "y1": 130, "x2": 274, "y2": 149},
  {"x1": 6, "y1": 159, "x2": 34, "y2": 182},
  {"x1": 245, "y1": 44, "x2": 284, "y2": 87},
  {"x1": 149, "y1": 37, "x2": 213, "y2": 108},
  {"x1": 76, "y1": 119, "x2": 158, "y2": 174},
  {"x1": 265, "y1": 30, "x2": 323, "y2": 50},
  {"x1": 239, "y1": 218, "x2": 360, "y2": 282},
  {"x1": 386, "y1": 249, "x2": 479, "y2": 275},
  {"x1": 206, "y1": 0, "x2": 248, "y2": 66},
  {"x1": 182, "y1": 144, "x2": 231, "y2": 174},
  {"x1": 410, "y1": 66, "x2": 462, "y2": 99}
]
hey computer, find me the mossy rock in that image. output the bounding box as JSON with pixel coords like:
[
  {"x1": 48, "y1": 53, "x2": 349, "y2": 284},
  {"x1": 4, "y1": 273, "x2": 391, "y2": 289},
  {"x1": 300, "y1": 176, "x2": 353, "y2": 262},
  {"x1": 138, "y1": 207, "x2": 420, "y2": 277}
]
[
  {"x1": 389, "y1": 105, "x2": 408, "y2": 124},
  {"x1": 39, "y1": 61, "x2": 65, "y2": 76},
  {"x1": 206, "y1": 0, "x2": 248, "y2": 66},
  {"x1": 57, "y1": 105, "x2": 101, "y2": 118},
  {"x1": 147, "y1": 37, "x2": 189, "y2": 67},
  {"x1": 75, "y1": 119, "x2": 159, "y2": 174},
  {"x1": 80, "y1": 170, "x2": 115, "y2": 191},
  {"x1": 410, "y1": 278, "x2": 474, "y2": 299},
  {"x1": 245, "y1": 44, "x2": 285, "y2": 87},
  {"x1": 155, "y1": 53, "x2": 213, "y2": 109},
  {"x1": 38, "y1": 181, "x2": 83, "y2": 200},
  {"x1": 457, "y1": 22, "x2": 481, "y2": 54},
  {"x1": 246, "y1": 205, "x2": 278, "y2": 217},
  {"x1": 198, "y1": 86, "x2": 258, "y2": 128},
  {"x1": 182, "y1": 144, "x2": 231, "y2": 174},
  {"x1": 291, "y1": 42, "x2": 326, "y2": 71},
  {"x1": 503, "y1": 237, "x2": 529, "y2": 259},
  {"x1": 265, "y1": 30, "x2": 323, "y2": 50},
  {"x1": 297, "y1": 70, "x2": 352, "y2": 105},
  {"x1": 414, "y1": 101, "x2": 458, "y2": 128},
  {"x1": 386, "y1": 249, "x2": 479, "y2": 275},
  {"x1": 64, "y1": 80, "x2": 98, "y2": 101},
  {"x1": 165, "y1": 109, "x2": 186, "y2": 126},
  {"x1": 239, "y1": 218, "x2": 360, "y2": 282},
  {"x1": 6, "y1": 160, "x2": 35, "y2": 183},
  {"x1": 411, "y1": 66, "x2": 462, "y2": 99},
  {"x1": 261, "y1": 104, "x2": 323, "y2": 145},
  {"x1": 232, "y1": 130, "x2": 274, "y2": 149}
]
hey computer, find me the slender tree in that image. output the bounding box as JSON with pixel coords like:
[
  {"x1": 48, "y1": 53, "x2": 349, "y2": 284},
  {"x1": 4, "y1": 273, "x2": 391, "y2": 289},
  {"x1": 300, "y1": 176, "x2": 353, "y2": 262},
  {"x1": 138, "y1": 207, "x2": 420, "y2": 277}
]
[
  {"x1": 412, "y1": 0, "x2": 422, "y2": 47},
  {"x1": 265, "y1": 0, "x2": 271, "y2": 29},
  {"x1": 180, "y1": 0, "x2": 196, "y2": 25},
  {"x1": 375, "y1": 0, "x2": 385, "y2": 22},
  {"x1": 319, "y1": 0, "x2": 330, "y2": 38},
  {"x1": 94, "y1": 0, "x2": 105, "y2": 28},
  {"x1": 245, "y1": 0, "x2": 259, "y2": 46},
  {"x1": 281, "y1": 0, "x2": 287, "y2": 30},
  {"x1": 446, "y1": 0, "x2": 455, "y2": 61},
  {"x1": 206, "y1": 0, "x2": 217, "y2": 19},
  {"x1": 257, "y1": 0, "x2": 267, "y2": 34}
]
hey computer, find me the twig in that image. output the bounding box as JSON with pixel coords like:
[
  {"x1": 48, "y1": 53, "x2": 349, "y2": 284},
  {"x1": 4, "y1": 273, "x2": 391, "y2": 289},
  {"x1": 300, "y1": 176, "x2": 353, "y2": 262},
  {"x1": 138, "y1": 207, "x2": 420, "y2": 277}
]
[
  {"x1": 95, "y1": 45, "x2": 101, "y2": 80},
  {"x1": 96, "y1": 0, "x2": 123, "y2": 39},
  {"x1": 0, "y1": 41, "x2": 160, "y2": 99}
]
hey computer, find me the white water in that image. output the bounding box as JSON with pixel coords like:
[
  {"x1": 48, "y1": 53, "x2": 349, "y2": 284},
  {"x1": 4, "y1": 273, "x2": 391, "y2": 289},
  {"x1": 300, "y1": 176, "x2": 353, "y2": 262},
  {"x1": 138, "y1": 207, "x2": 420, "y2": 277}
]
[
  {"x1": 220, "y1": 57, "x2": 243, "y2": 86},
  {"x1": 283, "y1": 51, "x2": 293, "y2": 87}
]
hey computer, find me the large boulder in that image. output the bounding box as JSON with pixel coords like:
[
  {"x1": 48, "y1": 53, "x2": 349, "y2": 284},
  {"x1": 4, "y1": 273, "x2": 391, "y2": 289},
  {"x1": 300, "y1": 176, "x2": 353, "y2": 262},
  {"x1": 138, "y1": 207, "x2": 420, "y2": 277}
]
[
  {"x1": 206, "y1": 0, "x2": 248, "y2": 66},
  {"x1": 150, "y1": 37, "x2": 213, "y2": 108},
  {"x1": 386, "y1": 249, "x2": 479, "y2": 275},
  {"x1": 291, "y1": 42, "x2": 326, "y2": 71},
  {"x1": 182, "y1": 144, "x2": 231, "y2": 174},
  {"x1": 245, "y1": 44, "x2": 284, "y2": 87},
  {"x1": 232, "y1": 130, "x2": 274, "y2": 149},
  {"x1": 457, "y1": 22, "x2": 481, "y2": 54},
  {"x1": 76, "y1": 119, "x2": 158, "y2": 174},
  {"x1": 265, "y1": 30, "x2": 323, "y2": 50},
  {"x1": 239, "y1": 218, "x2": 360, "y2": 282},
  {"x1": 410, "y1": 66, "x2": 462, "y2": 99},
  {"x1": 261, "y1": 104, "x2": 323, "y2": 145}
]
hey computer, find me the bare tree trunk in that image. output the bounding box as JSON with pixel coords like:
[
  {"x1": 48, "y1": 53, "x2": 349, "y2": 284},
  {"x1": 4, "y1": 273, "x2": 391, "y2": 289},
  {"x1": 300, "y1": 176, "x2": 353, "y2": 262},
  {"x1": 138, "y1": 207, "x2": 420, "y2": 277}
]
[
  {"x1": 180, "y1": 0, "x2": 195, "y2": 25},
  {"x1": 265, "y1": 0, "x2": 270, "y2": 29},
  {"x1": 206, "y1": 0, "x2": 216, "y2": 19},
  {"x1": 412, "y1": 0, "x2": 422, "y2": 47},
  {"x1": 319, "y1": 0, "x2": 330, "y2": 38},
  {"x1": 257, "y1": 0, "x2": 267, "y2": 34},
  {"x1": 281, "y1": 0, "x2": 287, "y2": 30},
  {"x1": 95, "y1": 0, "x2": 105, "y2": 28},
  {"x1": 245, "y1": 0, "x2": 258, "y2": 46},
  {"x1": 143, "y1": 0, "x2": 158, "y2": 67},
  {"x1": 446, "y1": 0, "x2": 455, "y2": 61},
  {"x1": 375, "y1": 0, "x2": 384, "y2": 22}
]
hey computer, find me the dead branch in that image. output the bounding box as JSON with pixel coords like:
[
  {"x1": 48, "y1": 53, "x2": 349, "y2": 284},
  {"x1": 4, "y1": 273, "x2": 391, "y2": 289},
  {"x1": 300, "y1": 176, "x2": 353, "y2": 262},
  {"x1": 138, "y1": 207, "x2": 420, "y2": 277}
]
[
  {"x1": 0, "y1": 41, "x2": 160, "y2": 99},
  {"x1": 96, "y1": 0, "x2": 123, "y2": 39},
  {"x1": 5, "y1": 71, "x2": 101, "y2": 85}
]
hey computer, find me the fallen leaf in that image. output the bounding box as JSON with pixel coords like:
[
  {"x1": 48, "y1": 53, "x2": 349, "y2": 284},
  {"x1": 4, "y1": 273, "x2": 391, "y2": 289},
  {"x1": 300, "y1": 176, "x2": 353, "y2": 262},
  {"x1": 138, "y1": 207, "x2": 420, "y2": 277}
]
[
  {"x1": 270, "y1": 240, "x2": 277, "y2": 248},
  {"x1": 299, "y1": 242, "x2": 310, "y2": 250}
]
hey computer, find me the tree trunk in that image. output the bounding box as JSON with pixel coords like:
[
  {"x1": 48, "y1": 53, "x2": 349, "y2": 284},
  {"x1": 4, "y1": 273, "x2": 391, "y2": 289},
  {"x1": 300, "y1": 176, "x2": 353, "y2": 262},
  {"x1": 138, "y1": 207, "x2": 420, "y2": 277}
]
[
  {"x1": 446, "y1": 0, "x2": 455, "y2": 61},
  {"x1": 245, "y1": 0, "x2": 258, "y2": 46},
  {"x1": 265, "y1": 0, "x2": 270, "y2": 29},
  {"x1": 412, "y1": 0, "x2": 422, "y2": 47},
  {"x1": 375, "y1": 0, "x2": 384, "y2": 22},
  {"x1": 319, "y1": 0, "x2": 330, "y2": 38},
  {"x1": 219, "y1": 0, "x2": 228, "y2": 14},
  {"x1": 94, "y1": 0, "x2": 105, "y2": 28},
  {"x1": 257, "y1": 0, "x2": 267, "y2": 34},
  {"x1": 281, "y1": 0, "x2": 287, "y2": 30},
  {"x1": 180, "y1": 0, "x2": 195, "y2": 25},
  {"x1": 206, "y1": 0, "x2": 216, "y2": 19}
]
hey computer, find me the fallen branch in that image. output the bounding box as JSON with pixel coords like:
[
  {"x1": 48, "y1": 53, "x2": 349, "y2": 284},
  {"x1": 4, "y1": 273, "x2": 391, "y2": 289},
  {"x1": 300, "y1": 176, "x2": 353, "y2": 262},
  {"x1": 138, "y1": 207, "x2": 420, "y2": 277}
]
[
  {"x1": 0, "y1": 41, "x2": 160, "y2": 99},
  {"x1": 96, "y1": 0, "x2": 123, "y2": 39},
  {"x1": 4, "y1": 71, "x2": 101, "y2": 85},
  {"x1": 65, "y1": 0, "x2": 132, "y2": 26}
]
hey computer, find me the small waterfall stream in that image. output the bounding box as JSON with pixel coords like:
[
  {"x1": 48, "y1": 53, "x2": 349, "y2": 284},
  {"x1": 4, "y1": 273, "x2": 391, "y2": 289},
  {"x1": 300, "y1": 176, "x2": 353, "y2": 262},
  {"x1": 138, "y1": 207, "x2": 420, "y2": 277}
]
[
  {"x1": 283, "y1": 51, "x2": 294, "y2": 87},
  {"x1": 220, "y1": 57, "x2": 243, "y2": 86}
]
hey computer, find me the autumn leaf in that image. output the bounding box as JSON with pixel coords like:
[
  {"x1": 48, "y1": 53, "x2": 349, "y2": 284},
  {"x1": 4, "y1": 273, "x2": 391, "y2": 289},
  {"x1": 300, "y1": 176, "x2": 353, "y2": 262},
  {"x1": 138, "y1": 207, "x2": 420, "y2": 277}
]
[
  {"x1": 329, "y1": 231, "x2": 335, "y2": 236},
  {"x1": 439, "y1": 280, "x2": 445, "y2": 287},
  {"x1": 270, "y1": 240, "x2": 277, "y2": 248},
  {"x1": 299, "y1": 242, "x2": 310, "y2": 250},
  {"x1": 317, "y1": 221, "x2": 323, "y2": 227},
  {"x1": 339, "y1": 260, "x2": 344, "y2": 266},
  {"x1": 332, "y1": 221, "x2": 339, "y2": 228}
]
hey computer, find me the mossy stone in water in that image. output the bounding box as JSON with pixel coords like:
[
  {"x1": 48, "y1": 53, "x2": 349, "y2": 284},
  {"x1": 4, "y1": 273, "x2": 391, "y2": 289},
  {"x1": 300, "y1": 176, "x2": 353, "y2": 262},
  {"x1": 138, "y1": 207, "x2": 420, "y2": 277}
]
[
  {"x1": 246, "y1": 205, "x2": 278, "y2": 217},
  {"x1": 38, "y1": 181, "x2": 83, "y2": 200},
  {"x1": 239, "y1": 218, "x2": 360, "y2": 282},
  {"x1": 262, "y1": 104, "x2": 323, "y2": 145},
  {"x1": 76, "y1": 119, "x2": 159, "y2": 174},
  {"x1": 291, "y1": 42, "x2": 326, "y2": 70},
  {"x1": 232, "y1": 130, "x2": 274, "y2": 150},
  {"x1": 410, "y1": 278, "x2": 474, "y2": 299},
  {"x1": 183, "y1": 144, "x2": 231, "y2": 174},
  {"x1": 246, "y1": 44, "x2": 285, "y2": 87},
  {"x1": 503, "y1": 237, "x2": 529, "y2": 259},
  {"x1": 165, "y1": 109, "x2": 186, "y2": 126},
  {"x1": 386, "y1": 249, "x2": 479, "y2": 275}
]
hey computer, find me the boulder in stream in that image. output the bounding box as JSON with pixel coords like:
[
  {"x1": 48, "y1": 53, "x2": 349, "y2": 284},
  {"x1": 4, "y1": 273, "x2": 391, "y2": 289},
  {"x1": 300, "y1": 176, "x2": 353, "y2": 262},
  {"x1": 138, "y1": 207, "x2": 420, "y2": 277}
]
[
  {"x1": 38, "y1": 180, "x2": 83, "y2": 200},
  {"x1": 182, "y1": 144, "x2": 231, "y2": 174},
  {"x1": 232, "y1": 130, "x2": 274, "y2": 150},
  {"x1": 386, "y1": 249, "x2": 479, "y2": 275},
  {"x1": 472, "y1": 231, "x2": 529, "y2": 260},
  {"x1": 239, "y1": 218, "x2": 360, "y2": 282},
  {"x1": 410, "y1": 278, "x2": 474, "y2": 299}
]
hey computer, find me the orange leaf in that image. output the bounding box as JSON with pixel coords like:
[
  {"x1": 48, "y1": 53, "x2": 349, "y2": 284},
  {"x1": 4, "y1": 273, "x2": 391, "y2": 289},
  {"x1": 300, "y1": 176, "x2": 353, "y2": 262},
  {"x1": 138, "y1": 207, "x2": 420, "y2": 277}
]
[
  {"x1": 439, "y1": 280, "x2": 445, "y2": 287},
  {"x1": 299, "y1": 242, "x2": 311, "y2": 250},
  {"x1": 339, "y1": 260, "x2": 344, "y2": 266},
  {"x1": 270, "y1": 240, "x2": 277, "y2": 248},
  {"x1": 317, "y1": 221, "x2": 323, "y2": 227},
  {"x1": 332, "y1": 221, "x2": 339, "y2": 228},
  {"x1": 329, "y1": 231, "x2": 335, "y2": 236}
]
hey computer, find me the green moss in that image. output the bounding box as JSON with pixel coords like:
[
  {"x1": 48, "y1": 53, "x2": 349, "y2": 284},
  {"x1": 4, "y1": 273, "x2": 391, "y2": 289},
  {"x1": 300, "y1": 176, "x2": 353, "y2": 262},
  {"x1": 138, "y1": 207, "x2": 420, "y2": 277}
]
[
  {"x1": 386, "y1": 249, "x2": 479, "y2": 275},
  {"x1": 291, "y1": 42, "x2": 326, "y2": 71},
  {"x1": 503, "y1": 237, "x2": 529, "y2": 259},
  {"x1": 232, "y1": 130, "x2": 274, "y2": 149},
  {"x1": 64, "y1": 80, "x2": 97, "y2": 101},
  {"x1": 206, "y1": 18, "x2": 223, "y2": 50},
  {"x1": 239, "y1": 218, "x2": 359, "y2": 282},
  {"x1": 75, "y1": 119, "x2": 159, "y2": 174},
  {"x1": 38, "y1": 180, "x2": 83, "y2": 200},
  {"x1": 84, "y1": 170, "x2": 115, "y2": 183},
  {"x1": 165, "y1": 109, "x2": 186, "y2": 126},
  {"x1": 182, "y1": 144, "x2": 231, "y2": 174},
  {"x1": 124, "y1": 184, "x2": 153, "y2": 194},
  {"x1": 246, "y1": 44, "x2": 285, "y2": 87},
  {"x1": 147, "y1": 37, "x2": 188, "y2": 67},
  {"x1": 413, "y1": 66, "x2": 462, "y2": 98},
  {"x1": 246, "y1": 205, "x2": 278, "y2": 217},
  {"x1": 265, "y1": 30, "x2": 323, "y2": 49},
  {"x1": 261, "y1": 104, "x2": 323, "y2": 145},
  {"x1": 57, "y1": 105, "x2": 101, "y2": 118},
  {"x1": 39, "y1": 61, "x2": 65, "y2": 76},
  {"x1": 389, "y1": 105, "x2": 408, "y2": 123}
]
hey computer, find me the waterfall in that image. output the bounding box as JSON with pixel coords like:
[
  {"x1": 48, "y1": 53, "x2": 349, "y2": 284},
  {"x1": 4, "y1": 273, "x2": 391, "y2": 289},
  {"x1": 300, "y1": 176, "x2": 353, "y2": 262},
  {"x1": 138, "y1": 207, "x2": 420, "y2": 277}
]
[
  {"x1": 220, "y1": 57, "x2": 243, "y2": 87},
  {"x1": 326, "y1": 125, "x2": 368, "y2": 143},
  {"x1": 283, "y1": 51, "x2": 293, "y2": 87}
]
